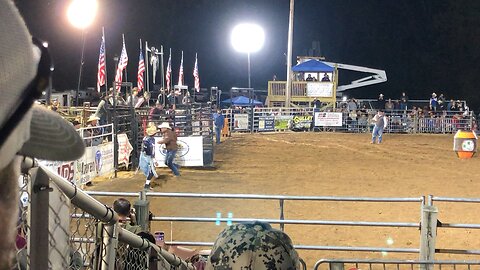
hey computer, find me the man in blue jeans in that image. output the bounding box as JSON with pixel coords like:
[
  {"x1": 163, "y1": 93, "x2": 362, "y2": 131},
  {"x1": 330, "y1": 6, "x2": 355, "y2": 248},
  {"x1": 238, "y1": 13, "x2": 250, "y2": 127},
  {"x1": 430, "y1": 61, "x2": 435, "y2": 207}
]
[
  {"x1": 157, "y1": 122, "x2": 180, "y2": 176},
  {"x1": 371, "y1": 110, "x2": 388, "y2": 144},
  {"x1": 213, "y1": 109, "x2": 225, "y2": 144}
]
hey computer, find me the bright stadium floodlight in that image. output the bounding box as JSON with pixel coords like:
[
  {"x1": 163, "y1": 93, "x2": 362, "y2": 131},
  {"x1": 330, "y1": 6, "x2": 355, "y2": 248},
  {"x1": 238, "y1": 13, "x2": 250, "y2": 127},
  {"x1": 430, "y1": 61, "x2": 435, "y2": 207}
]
[
  {"x1": 231, "y1": 23, "x2": 265, "y2": 88},
  {"x1": 67, "y1": 0, "x2": 98, "y2": 29}
]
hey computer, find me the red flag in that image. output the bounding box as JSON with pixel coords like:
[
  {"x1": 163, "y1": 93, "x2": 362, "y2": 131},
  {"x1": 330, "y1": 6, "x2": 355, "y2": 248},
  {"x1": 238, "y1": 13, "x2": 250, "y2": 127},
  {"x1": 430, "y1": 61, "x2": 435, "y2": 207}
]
[
  {"x1": 193, "y1": 53, "x2": 200, "y2": 92},
  {"x1": 178, "y1": 51, "x2": 184, "y2": 86},
  {"x1": 97, "y1": 36, "x2": 106, "y2": 92},
  {"x1": 166, "y1": 51, "x2": 172, "y2": 90},
  {"x1": 137, "y1": 48, "x2": 145, "y2": 90},
  {"x1": 115, "y1": 39, "x2": 128, "y2": 92}
]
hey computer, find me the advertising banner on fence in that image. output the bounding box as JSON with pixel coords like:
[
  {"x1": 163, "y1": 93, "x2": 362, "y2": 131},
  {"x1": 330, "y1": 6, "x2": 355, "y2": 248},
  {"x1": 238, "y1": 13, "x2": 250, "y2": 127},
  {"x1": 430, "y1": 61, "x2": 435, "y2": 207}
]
[
  {"x1": 274, "y1": 115, "x2": 293, "y2": 130},
  {"x1": 154, "y1": 136, "x2": 203, "y2": 166},
  {"x1": 117, "y1": 133, "x2": 133, "y2": 169},
  {"x1": 291, "y1": 115, "x2": 313, "y2": 131},
  {"x1": 307, "y1": 82, "x2": 333, "y2": 97},
  {"x1": 234, "y1": 114, "x2": 249, "y2": 130},
  {"x1": 258, "y1": 116, "x2": 275, "y2": 132},
  {"x1": 76, "y1": 142, "x2": 114, "y2": 185},
  {"x1": 39, "y1": 141, "x2": 114, "y2": 186},
  {"x1": 38, "y1": 160, "x2": 76, "y2": 183},
  {"x1": 314, "y1": 112, "x2": 343, "y2": 126}
]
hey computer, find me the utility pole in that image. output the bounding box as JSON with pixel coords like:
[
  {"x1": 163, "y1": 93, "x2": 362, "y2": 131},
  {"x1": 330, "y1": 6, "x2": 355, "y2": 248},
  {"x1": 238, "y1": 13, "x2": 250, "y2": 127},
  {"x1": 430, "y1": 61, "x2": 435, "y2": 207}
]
[{"x1": 286, "y1": 0, "x2": 295, "y2": 107}]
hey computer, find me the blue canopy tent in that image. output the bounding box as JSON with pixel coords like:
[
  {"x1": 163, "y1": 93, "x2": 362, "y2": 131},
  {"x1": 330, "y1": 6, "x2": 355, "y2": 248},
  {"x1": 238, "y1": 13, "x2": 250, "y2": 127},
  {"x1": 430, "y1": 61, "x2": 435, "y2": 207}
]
[
  {"x1": 221, "y1": 96, "x2": 263, "y2": 106},
  {"x1": 292, "y1": 59, "x2": 334, "y2": 72}
]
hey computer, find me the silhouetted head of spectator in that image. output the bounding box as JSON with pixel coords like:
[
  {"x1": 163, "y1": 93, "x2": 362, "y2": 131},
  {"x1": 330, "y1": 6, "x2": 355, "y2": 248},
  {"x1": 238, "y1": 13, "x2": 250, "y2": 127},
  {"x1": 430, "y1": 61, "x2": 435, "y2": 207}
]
[
  {"x1": 113, "y1": 198, "x2": 132, "y2": 218},
  {"x1": 206, "y1": 221, "x2": 301, "y2": 270}
]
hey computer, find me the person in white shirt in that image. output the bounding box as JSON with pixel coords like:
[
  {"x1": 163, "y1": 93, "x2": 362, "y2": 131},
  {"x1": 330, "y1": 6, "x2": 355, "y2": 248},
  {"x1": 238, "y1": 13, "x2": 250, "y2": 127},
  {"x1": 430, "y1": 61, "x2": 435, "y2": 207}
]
[{"x1": 371, "y1": 110, "x2": 388, "y2": 144}]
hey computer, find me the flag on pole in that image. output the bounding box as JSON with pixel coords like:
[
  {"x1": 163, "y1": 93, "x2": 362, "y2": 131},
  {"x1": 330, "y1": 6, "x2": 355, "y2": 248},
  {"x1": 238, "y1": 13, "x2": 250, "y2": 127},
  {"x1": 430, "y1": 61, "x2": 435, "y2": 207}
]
[
  {"x1": 166, "y1": 50, "x2": 172, "y2": 90},
  {"x1": 178, "y1": 51, "x2": 184, "y2": 86},
  {"x1": 193, "y1": 53, "x2": 200, "y2": 92},
  {"x1": 137, "y1": 48, "x2": 145, "y2": 90},
  {"x1": 115, "y1": 38, "x2": 128, "y2": 92},
  {"x1": 97, "y1": 36, "x2": 106, "y2": 92}
]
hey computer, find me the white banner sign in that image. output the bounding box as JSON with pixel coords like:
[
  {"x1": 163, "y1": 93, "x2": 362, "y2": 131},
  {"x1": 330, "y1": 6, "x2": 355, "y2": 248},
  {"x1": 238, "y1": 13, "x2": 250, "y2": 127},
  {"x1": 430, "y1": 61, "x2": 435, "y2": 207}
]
[
  {"x1": 38, "y1": 160, "x2": 76, "y2": 183},
  {"x1": 314, "y1": 112, "x2": 343, "y2": 127},
  {"x1": 76, "y1": 142, "x2": 114, "y2": 185},
  {"x1": 117, "y1": 133, "x2": 133, "y2": 169},
  {"x1": 234, "y1": 114, "x2": 249, "y2": 130},
  {"x1": 154, "y1": 136, "x2": 203, "y2": 167},
  {"x1": 307, "y1": 82, "x2": 333, "y2": 97}
]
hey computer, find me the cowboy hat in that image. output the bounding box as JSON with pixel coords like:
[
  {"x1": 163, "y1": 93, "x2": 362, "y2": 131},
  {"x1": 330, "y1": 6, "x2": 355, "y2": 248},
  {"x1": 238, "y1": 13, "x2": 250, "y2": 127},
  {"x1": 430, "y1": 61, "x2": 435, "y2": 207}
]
[
  {"x1": 158, "y1": 122, "x2": 172, "y2": 130},
  {"x1": 146, "y1": 125, "x2": 158, "y2": 136},
  {"x1": 86, "y1": 115, "x2": 100, "y2": 123}
]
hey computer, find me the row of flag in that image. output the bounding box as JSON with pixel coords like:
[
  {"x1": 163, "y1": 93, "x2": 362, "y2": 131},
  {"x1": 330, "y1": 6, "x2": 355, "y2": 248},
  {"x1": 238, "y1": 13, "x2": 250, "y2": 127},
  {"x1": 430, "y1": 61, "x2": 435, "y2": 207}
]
[{"x1": 97, "y1": 33, "x2": 200, "y2": 93}]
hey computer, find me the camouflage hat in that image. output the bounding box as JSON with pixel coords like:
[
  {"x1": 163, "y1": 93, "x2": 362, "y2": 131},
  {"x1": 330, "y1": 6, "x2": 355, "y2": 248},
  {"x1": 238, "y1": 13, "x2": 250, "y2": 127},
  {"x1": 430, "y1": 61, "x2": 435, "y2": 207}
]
[{"x1": 206, "y1": 222, "x2": 301, "y2": 270}]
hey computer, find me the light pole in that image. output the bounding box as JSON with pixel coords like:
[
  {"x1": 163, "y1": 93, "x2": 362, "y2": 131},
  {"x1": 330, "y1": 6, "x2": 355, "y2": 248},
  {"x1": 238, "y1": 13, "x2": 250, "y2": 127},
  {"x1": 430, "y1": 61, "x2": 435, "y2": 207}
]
[
  {"x1": 67, "y1": 0, "x2": 97, "y2": 107},
  {"x1": 231, "y1": 23, "x2": 265, "y2": 89}
]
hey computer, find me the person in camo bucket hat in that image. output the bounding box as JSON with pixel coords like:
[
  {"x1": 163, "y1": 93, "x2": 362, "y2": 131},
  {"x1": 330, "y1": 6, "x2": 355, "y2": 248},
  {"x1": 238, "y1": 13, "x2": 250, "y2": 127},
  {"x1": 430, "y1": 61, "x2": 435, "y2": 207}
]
[{"x1": 206, "y1": 221, "x2": 301, "y2": 270}]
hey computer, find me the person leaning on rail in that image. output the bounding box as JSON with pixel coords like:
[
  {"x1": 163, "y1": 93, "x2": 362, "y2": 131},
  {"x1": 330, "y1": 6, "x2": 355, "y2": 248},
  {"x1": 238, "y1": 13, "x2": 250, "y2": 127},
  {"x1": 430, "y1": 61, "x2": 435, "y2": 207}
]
[{"x1": 0, "y1": 1, "x2": 86, "y2": 267}]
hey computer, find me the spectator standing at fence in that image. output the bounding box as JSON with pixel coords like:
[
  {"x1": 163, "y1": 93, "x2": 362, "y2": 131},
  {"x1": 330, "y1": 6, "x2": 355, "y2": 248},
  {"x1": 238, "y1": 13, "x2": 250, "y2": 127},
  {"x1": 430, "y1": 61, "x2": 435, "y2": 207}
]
[
  {"x1": 377, "y1": 94, "x2": 385, "y2": 109},
  {"x1": 438, "y1": 93, "x2": 446, "y2": 110},
  {"x1": 113, "y1": 198, "x2": 142, "y2": 233},
  {"x1": 126, "y1": 87, "x2": 139, "y2": 107},
  {"x1": 94, "y1": 93, "x2": 110, "y2": 125},
  {"x1": 85, "y1": 115, "x2": 103, "y2": 146},
  {"x1": 400, "y1": 92, "x2": 408, "y2": 111},
  {"x1": 149, "y1": 102, "x2": 164, "y2": 121},
  {"x1": 430, "y1": 93, "x2": 438, "y2": 112},
  {"x1": 140, "y1": 124, "x2": 159, "y2": 190},
  {"x1": 0, "y1": 1, "x2": 85, "y2": 266},
  {"x1": 347, "y1": 98, "x2": 358, "y2": 111},
  {"x1": 306, "y1": 74, "x2": 314, "y2": 81},
  {"x1": 385, "y1": 98, "x2": 394, "y2": 111},
  {"x1": 157, "y1": 122, "x2": 181, "y2": 177},
  {"x1": 213, "y1": 109, "x2": 225, "y2": 144},
  {"x1": 371, "y1": 110, "x2": 388, "y2": 144}
]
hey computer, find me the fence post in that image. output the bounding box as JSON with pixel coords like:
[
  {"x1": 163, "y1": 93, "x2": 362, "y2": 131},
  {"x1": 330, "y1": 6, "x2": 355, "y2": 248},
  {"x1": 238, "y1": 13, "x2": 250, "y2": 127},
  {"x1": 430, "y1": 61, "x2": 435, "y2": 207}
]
[
  {"x1": 100, "y1": 223, "x2": 118, "y2": 270},
  {"x1": 419, "y1": 204, "x2": 438, "y2": 269},
  {"x1": 130, "y1": 109, "x2": 139, "y2": 168},
  {"x1": 279, "y1": 199, "x2": 285, "y2": 231},
  {"x1": 134, "y1": 190, "x2": 150, "y2": 232},
  {"x1": 28, "y1": 167, "x2": 50, "y2": 270}
]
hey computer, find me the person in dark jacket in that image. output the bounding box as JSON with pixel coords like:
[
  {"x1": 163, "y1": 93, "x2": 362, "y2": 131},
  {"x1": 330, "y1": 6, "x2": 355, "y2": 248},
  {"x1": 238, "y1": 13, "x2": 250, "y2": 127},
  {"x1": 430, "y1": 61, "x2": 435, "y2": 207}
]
[{"x1": 213, "y1": 109, "x2": 225, "y2": 144}]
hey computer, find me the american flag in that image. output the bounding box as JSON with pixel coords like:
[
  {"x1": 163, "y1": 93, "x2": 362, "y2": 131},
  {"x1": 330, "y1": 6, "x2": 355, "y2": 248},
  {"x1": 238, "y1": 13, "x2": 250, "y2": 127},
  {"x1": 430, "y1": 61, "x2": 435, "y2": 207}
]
[
  {"x1": 166, "y1": 51, "x2": 171, "y2": 90},
  {"x1": 193, "y1": 53, "x2": 200, "y2": 92},
  {"x1": 137, "y1": 49, "x2": 145, "y2": 90},
  {"x1": 178, "y1": 51, "x2": 184, "y2": 86},
  {"x1": 97, "y1": 36, "x2": 106, "y2": 92},
  {"x1": 115, "y1": 40, "x2": 128, "y2": 92}
]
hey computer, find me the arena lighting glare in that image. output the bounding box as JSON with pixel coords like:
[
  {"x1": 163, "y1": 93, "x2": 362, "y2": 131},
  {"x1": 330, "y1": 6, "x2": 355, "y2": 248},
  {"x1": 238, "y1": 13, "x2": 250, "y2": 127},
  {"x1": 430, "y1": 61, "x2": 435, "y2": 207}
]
[
  {"x1": 342, "y1": 96, "x2": 347, "y2": 102},
  {"x1": 231, "y1": 23, "x2": 265, "y2": 53},
  {"x1": 67, "y1": 0, "x2": 98, "y2": 29},
  {"x1": 231, "y1": 23, "x2": 265, "y2": 88}
]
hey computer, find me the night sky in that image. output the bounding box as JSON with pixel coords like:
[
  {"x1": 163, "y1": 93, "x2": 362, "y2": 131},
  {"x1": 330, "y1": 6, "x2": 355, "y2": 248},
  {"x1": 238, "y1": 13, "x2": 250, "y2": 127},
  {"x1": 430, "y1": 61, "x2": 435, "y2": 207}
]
[{"x1": 15, "y1": 0, "x2": 480, "y2": 110}]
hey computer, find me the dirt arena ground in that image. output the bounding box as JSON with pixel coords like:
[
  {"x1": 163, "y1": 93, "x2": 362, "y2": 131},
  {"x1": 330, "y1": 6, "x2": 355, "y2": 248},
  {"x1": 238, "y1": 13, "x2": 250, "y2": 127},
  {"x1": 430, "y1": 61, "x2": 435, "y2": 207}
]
[{"x1": 88, "y1": 132, "x2": 480, "y2": 268}]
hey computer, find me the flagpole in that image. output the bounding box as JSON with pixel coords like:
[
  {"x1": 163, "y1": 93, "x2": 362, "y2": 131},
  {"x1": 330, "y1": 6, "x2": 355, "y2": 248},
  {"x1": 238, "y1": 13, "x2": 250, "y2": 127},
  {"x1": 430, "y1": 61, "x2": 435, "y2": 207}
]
[
  {"x1": 160, "y1": 45, "x2": 165, "y2": 92},
  {"x1": 193, "y1": 52, "x2": 197, "y2": 102},
  {"x1": 169, "y1": 48, "x2": 172, "y2": 91},
  {"x1": 139, "y1": 38, "x2": 142, "y2": 90},
  {"x1": 122, "y1": 34, "x2": 127, "y2": 84},
  {"x1": 145, "y1": 41, "x2": 150, "y2": 95},
  {"x1": 103, "y1": 27, "x2": 108, "y2": 98}
]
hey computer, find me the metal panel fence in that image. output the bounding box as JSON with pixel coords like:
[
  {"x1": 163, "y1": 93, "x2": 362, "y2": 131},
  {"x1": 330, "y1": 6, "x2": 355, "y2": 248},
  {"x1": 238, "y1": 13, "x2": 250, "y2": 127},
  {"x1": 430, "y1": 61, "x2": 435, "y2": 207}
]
[
  {"x1": 313, "y1": 259, "x2": 480, "y2": 270},
  {"x1": 223, "y1": 107, "x2": 474, "y2": 134}
]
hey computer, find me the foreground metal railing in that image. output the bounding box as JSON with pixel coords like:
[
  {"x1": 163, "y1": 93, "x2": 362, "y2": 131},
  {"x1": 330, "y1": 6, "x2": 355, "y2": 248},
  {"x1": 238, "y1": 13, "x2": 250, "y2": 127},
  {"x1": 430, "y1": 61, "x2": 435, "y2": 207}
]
[{"x1": 21, "y1": 157, "x2": 194, "y2": 270}]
